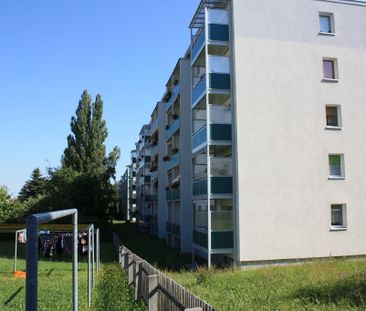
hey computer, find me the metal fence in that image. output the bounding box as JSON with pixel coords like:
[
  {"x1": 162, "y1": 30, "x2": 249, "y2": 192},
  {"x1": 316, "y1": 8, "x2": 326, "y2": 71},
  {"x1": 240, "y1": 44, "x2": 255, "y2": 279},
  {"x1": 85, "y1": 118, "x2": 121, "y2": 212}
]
[{"x1": 113, "y1": 233, "x2": 216, "y2": 311}]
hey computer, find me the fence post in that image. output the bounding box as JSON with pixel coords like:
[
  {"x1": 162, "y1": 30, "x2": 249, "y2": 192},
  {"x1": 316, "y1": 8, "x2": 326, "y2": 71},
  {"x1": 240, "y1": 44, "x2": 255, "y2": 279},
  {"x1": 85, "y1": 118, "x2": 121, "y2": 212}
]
[
  {"x1": 148, "y1": 274, "x2": 158, "y2": 311},
  {"x1": 135, "y1": 261, "x2": 143, "y2": 301},
  {"x1": 128, "y1": 254, "x2": 134, "y2": 285},
  {"x1": 124, "y1": 251, "x2": 129, "y2": 270}
]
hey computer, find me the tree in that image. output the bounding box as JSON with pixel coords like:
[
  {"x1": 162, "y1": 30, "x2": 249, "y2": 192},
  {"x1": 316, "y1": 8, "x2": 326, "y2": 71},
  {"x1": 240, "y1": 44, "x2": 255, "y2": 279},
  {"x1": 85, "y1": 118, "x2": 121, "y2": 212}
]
[
  {"x1": 18, "y1": 168, "x2": 47, "y2": 202},
  {"x1": 61, "y1": 90, "x2": 120, "y2": 216},
  {"x1": 0, "y1": 186, "x2": 25, "y2": 223},
  {"x1": 62, "y1": 91, "x2": 113, "y2": 176}
]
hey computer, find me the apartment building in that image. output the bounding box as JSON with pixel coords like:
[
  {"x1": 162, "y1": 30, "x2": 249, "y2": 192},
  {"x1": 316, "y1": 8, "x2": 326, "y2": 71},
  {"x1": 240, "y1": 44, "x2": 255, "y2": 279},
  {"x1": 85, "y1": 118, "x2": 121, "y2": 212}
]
[
  {"x1": 121, "y1": 0, "x2": 366, "y2": 266},
  {"x1": 135, "y1": 125, "x2": 154, "y2": 233},
  {"x1": 163, "y1": 58, "x2": 192, "y2": 252}
]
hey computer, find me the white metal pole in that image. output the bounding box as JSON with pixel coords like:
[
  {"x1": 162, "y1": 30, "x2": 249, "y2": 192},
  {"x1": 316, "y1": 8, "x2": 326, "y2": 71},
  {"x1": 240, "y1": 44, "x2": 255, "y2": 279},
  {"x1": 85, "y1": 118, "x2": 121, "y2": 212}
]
[{"x1": 92, "y1": 224, "x2": 95, "y2": 287}]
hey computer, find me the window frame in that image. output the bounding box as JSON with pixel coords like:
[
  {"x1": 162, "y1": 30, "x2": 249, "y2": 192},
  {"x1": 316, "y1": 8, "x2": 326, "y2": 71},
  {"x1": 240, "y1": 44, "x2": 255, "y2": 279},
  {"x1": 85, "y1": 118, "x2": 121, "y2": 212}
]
[
  {"x1": 328, "y1": 153, "x2": 345, "y2": 179},
  {"x1": 325, "y1": 105, "x2": 342, "y2": 130},
  {"x1": 322, "y1": 58, "x2": 339, "y2": 82},
  {"x1": 319, "y1": 12, "x2": 335, "y2": 35},
  {"x1": 330, "y1": 204, "x2": 347, "y2": 231}
]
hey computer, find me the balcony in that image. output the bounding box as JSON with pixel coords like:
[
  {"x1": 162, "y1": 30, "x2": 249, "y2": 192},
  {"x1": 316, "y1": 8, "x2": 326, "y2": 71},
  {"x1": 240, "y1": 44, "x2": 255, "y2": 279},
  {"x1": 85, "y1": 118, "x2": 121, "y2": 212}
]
[
  {"x1": 211, "y1": 210, "x2": 232, "y2": 231},
  {"x1": 192, "y1": 125, "x2": 207, "y2": 151},
  {"x1": 210, "y1": 157, "x2": 232, "y2": 176},
  {"x1": 211, "y1": 124, "x2": 231, "y2": 141},
  {"x1": 166, "y1": 118, "x2": 180, "y2": 140},
  {"x1": 166, "y1": 187, "x2": 180, "y2": 201},
  {"x1": 191, "y1": 28, "x2": 206, "y2": 64},
  {"x1": 193, "y1": 178, "x2": 208, "y2": 196},
  {"x1": 210, "y1": 73, "x2": 230, "y2": 90},
  {"x1": 192, "y1": 124, "x2": 231, "y2": 153},
  {"x1": 211, "y1": 231, "x2": 233, "y2": 249},
  {"x1": 193, "y1": 230, "x2": 208, "y2": 248},
  {"x1": 166, "y1": 222, "x2": 181, "y2": 237},
  {"x1": 151, "y1": 118, "x2": 158, "y2": 133},
  {"x1": 165, "y1": 84, "x2": 181, "y2": 111},
  {"x1": 166, "y1": 152, "x2": 181, "y2": 171},
  {"x1": 192, "y1": 76, "x2": 206, "y2": 108},
  {"x1": 193, "y1": 177, "x2": 232, "y2": 197},
  {"x1": 211, "y1": 176, "x2": 232, "y2": 194},
  {"x1": 208, "y1": 24, "x2": 229, "y2": 42}
]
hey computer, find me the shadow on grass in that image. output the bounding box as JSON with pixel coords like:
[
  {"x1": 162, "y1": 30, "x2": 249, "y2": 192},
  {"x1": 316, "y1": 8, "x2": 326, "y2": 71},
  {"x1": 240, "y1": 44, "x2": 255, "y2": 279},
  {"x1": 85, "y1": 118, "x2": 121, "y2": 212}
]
[
  {"x1": 3, "y1": 287, "x2": 23, "y2": 306},
  {"x1": 113, "y1": 222, "x2": 192, "y2": 272},
  {"x1": 292, "y1": 272, "x2": 366, "y2": 307}
]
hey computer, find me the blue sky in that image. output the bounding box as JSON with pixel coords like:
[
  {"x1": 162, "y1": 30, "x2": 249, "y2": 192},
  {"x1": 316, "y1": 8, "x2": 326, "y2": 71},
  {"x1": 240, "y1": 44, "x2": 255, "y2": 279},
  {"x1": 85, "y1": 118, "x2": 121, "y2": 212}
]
[{"x1": 0, "y1": 1, "x2": 198, "y2": 195}]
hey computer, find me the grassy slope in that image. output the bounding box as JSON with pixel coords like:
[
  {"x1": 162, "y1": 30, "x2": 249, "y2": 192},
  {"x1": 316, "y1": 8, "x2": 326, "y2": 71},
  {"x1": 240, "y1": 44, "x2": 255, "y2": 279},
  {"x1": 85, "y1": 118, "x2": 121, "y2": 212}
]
[{"x1": 114, "y1": 222, "x2": 366, "y2": 311}]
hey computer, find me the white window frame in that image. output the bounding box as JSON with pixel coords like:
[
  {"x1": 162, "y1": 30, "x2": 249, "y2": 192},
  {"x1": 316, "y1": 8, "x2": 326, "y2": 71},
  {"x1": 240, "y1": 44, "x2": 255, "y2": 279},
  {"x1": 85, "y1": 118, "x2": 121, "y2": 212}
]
[
  {"x1": 319, "y1": 12, "x2": 335, "y2": 36},
  {"x1": 322, "y1": 57, "x2": 339, "y2": 82},
  {"x1": 328, "y1": 153, "x2": 345, "y2": 179},
  {"x1": 330, "y1": 204, "x2": 347, "y2": 231},
  {"x1": 325, "y1": 105, "x2": 342, "y2": 130}
]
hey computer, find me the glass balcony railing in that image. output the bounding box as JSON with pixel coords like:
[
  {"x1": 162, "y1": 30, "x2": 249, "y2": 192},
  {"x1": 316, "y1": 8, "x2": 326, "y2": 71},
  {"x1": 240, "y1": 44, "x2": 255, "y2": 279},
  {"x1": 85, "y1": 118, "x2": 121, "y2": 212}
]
[
  {"x1": 165, "y1": 84, "x2": 181, "y2": 111},
  {"x1": 211, "y1": 211, "x2": 232, "y2": 231},
  {"x1": 210, "y1": 157, "x2": 232, "y2": 177},
  {"x1": 151, "y1": 118, "x2": 158, "y2": 133},
  {"x1": 166, "y1": 119, "x2": 180, "y2": 140},
  {"x1": 192, "y1": 28, "x2": 206, "y2": 63},
  {"x1": 193, "y1": 230, "x2": 208, "y2": 248},
  {"x1": 166, "y1": 152, "x2": 181, "y2": 171},
  {"x1": 192, "y1": 178, "x2": 208, "y2": 196},
  {"x1": 151, "y1": 144, "x2": 158, "y2": 156},
  {"x1": 210, "y1": 105, "x2": 232, "y2": 124},
  {"x1": 192, "y1": 76, "x2": 206, "y2": 107},
  {"x1": 208, "y1": 55, "x2": 230, "y2": 74},
  {"x1": 166, "y1": 222, "x2": 181, "y2": 237},
  {"x1": 166, "y1": 187, "x2": 180, "y2": 201},
  {"x1": 193, "y1": 177, "x2": 232, "y2": 196},
  {"x1": 192, "y1": 125, "x2": 207, "y2": 151}
]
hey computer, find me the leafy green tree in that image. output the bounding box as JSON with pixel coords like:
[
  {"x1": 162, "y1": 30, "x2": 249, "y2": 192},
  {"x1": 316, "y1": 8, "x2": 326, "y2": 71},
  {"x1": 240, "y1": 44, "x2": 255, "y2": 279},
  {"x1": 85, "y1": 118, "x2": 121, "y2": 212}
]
[
  {"x1": 0, "y1": 186, "x2": 25, "y2": 223},
  {"x1": 61, "y1": 90, "x2": 120, "y2": 216},
  {"x1": 18, "y1": 168, "x2": 47, "y2": 202}
]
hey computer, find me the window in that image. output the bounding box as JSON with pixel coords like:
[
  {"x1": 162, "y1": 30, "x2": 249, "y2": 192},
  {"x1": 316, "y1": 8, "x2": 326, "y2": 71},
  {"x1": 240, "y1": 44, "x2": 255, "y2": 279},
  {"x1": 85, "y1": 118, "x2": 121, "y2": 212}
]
[
  {"x1": 319, "y1": 13, "x2": 335, "y2": 34},
  {"x1": 323, "y1": 58, "x2": 338, "y2": 81},
  {"x1": 328, "y1": 154, "x2": 344, "y2": 178},
  {"x1": 326, "y1": 106, "x2": 341, "y2": 128},
  {"x1": 331, "y1": 204, "x2": 347, "y2": 229}
]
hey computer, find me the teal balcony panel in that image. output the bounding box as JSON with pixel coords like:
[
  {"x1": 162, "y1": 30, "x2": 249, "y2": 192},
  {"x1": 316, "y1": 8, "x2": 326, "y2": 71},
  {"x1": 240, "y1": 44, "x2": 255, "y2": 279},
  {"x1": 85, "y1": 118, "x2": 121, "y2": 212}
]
[
  {"x1": 192, "y1": 77, "x2": 206, "y2": 107},
  {"x1": 192, "y1": 125, "x2": 207, "y2": 151},
  {"x1": 192, "y1": 29, "x2": 205, "y2": 63},
  {"x1": 166, "y1": 119, "x2": 180, "y2": 140},
  {"x1": 193, "y1": 230, "x2": 208, "y2": 248},
  {"x1": 210, "y1": 124, "x2": 232, "y2": 141},
  {"x1": 209, "y1": 73, "x2": 231, "y2": 90},
  {"x1": 211, "y1": 231, "x2": 233, "y2": 249},
  {"x1": 211, "y1": 177, "x2": 232, "y2": 194},
  {"x1": 208, "y1": 24, "x2": 229, "y2": 42}
]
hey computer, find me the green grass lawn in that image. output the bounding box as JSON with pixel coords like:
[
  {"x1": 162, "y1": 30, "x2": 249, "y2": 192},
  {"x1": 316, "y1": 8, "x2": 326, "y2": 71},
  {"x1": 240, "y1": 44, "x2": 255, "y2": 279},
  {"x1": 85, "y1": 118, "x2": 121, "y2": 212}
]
[
  {"x1": 113, "y1": 222, "x2": 366, "y2": 311},
  {"x1": 0, "y1": 229, "x2": 146, "y2": 311}
]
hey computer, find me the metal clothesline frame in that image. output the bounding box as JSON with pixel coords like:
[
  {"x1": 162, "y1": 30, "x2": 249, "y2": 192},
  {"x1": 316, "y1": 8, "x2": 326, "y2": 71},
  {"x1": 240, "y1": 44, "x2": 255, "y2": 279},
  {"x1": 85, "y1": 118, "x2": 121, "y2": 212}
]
[{"x1": 26, "y1": 209, "x2": 78, "y2": 311}]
